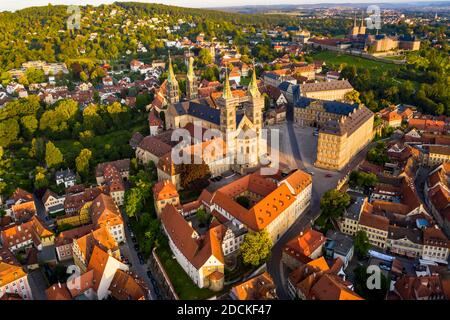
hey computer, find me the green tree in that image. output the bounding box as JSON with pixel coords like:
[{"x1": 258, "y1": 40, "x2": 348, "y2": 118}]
[
  {"x1": 0, "y1": 118, "x2": 20, "y2": 147},
  {"x1": 320, "y1": 189, "x2": 351, "y2": 221},
  {"x1": 344, "y1": 90, "x2": 361, "y2": 104},
  {"x1": 125, "y1": 188, "x2": 144, "y2": 221},
  {"x1": 349, "y1": 171, "x2": 378, "y2": 191},
  {"x1": 45, "y1": 141, "x2": 63, "y2": 169},
  {"x1": 34, "y1": 166, "x2": 49, "y2": 190},
  {"x1": 75, "y1": 148, "x2": 92, "y2": 178},
  {"x1": 240, "y1": 230, "x2": 272, "y2": 267},
  {"x1": 20, "y1": 115, "x2": 38, "y2": 138},
  {"x1": 197, "y1": 48, "x2": 212, "y2": 66},
  {"x1": 196, "y1": 208, "x2": 210, "y2": 226},
  {"x1": 354, "y1": 230, "x2": 371, "y2": 258}
]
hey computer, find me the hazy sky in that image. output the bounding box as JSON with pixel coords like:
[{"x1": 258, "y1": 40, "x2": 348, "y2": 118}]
[{"x1": 0, "y1": 0, "x2": 438, "y2": 12}]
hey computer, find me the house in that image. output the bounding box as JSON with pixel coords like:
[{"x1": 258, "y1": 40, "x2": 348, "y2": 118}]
[
  {"x1": 230, "y1": 272, "x2": 277, "y2": 300},
  {"x1": 54, "y1": 224, "x2": 95, "y2": 262},
  {"x1": 55, "y1": 169, "x2": 77, "y2": 188},
  {"x1": 0, "y1": 248, "x2": 33, "y2": 300},
  {"x1": 393, "y1": 275, "x2": 446, "y2": 300},
  {"x1": 95, "y1": 159, "x2": 130, "y2": 185},
  {"x1": 89, "y1": 193, "x2": 125, "y2": 244},
  {"x1": 421, "y1": 226, "x2": 449, "y2": 263},
  {"x1": 287, "y1": 256, "x2": 358, "y2": 300},
  {"x1": 153, "y1": 180, "x2": 180, "y2": 218},
  {"x1": 1, "y1": 215, "x2": 54, "y2": 252},
  {"x1": 42, "y1": 190, "x2": 65, "y2": 216},
  {"x1": 130, "y1": 59, "x2": 144, "y2": 72},
  {"x1": 282, "y1": 229, "x2": 326, "y2": 270},
  {"x1": 102, "y1": 76, "x2": 113, "y2": 86},
  {"x1": 129, "y1": 132, "x2": 144, "y2": 150},
  {"x1": 108, "y1": 269, "x2": 150, "y2": 300},
  {"x1": 324, "y1": 230, "x2": 354, "y2": 269},
  {"x1": 160, "y1": 204, "x2": 225, "y2": 291},
  {"x1": 72, "y1": 226, "x2": 121, "y2": 273},
  {"x1": 136, "y1": 135, "x2": 173, "y2": 166}
]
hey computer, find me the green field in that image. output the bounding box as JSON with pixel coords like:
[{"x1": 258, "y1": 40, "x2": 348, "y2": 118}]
[{"x1": 312, "y1": 51, "x2": 399, "y2": 75}]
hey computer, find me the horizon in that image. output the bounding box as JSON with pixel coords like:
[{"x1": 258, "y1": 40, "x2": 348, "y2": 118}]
[{"x1": 1, "y1": 0, "x2": 449, "y2": 12}]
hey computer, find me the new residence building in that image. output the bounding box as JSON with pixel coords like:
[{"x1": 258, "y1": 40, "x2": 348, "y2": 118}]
[{"x1": 316, "y1": 105, "x2": 374, "y2": 171}]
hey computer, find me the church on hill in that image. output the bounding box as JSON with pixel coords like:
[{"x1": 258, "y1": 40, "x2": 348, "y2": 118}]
[{"x1": 164, "y1": 56, "x2": 266, "y2": 173}]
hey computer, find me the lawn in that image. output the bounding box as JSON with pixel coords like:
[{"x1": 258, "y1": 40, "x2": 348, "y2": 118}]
[
  {"x1": 312, "y1": 51, "x2": 398, "y2": 75},
  {"x1": 156, "y1": 237, "x2": 216, "y2": 300}
]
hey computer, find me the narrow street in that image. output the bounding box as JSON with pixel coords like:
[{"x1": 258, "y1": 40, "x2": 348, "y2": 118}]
[{"x1": 120, "y1": 212, "x2": 161, "y2": 300}]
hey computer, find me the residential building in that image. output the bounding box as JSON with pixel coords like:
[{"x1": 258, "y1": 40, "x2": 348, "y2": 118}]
[
  {"x1": 0, "y1": 248, "x2": 33, "y2": 300},
  {"x1": 230, "y1": 272, "x2": 277, "y2": 300},
  {"x1": 153, "y1": 180, "x2": 180, "y2": 218},
  {"x1": 56, "y1": 169, "x2": 77, "y2": 188},
  {"x1": 1, "y1": 215, "x2": 54, "y2": 252},
  {"x1": 282, "y1": 229, "x2": 326, "y2": 270},
  {"x1": 324, "y1": 230, "x2": 354, "y2": 269},
  {"x1": 89, "y1": 193, "x2": 125, "y2": 244},
  {"x1": 54, "y1": 224, "x2": 95, "y2": 262},
  {"x1": 42, "y1": 190, "x2": 65, "y2": 216}
]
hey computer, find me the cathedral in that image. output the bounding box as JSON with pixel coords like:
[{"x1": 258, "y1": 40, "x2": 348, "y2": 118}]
[{"x1": 164, "y1": 56, "x2": 265, "y2": 173}]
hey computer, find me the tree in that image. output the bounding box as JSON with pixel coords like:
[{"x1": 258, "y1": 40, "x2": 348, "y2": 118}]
[
  {"x1": 240, "y1": 230, "x2": 272, "y2": 267},
  {"x1": 354, "y1": 230, "x2": 371, "y2": 258},
  {"x1": 29, "y1": 137, "x2": 45, "y2": 161},
  {"x1": 349, "y1": 171, "x2": 378, "y2": 191},
  {"x1": 320, "y1": 189, "x2": 351, "y2": 221},
  {"x1": 0, "y1": 118, "x2": 20, "y2": 147},
  {"x1": 34, "y1": 166, "x2": 49, "y2": 190},
  {"x1": 75, "y1": 148, "x2": 92, "y2": 178},
  {"x1": 197, "y1": 48, "x2": 212, "y2": 66},
  {"x1": 125, "y1": 188, "x2": 144, "y2": 221},
  {"x1": 196, "y1": 208, "x2": 210, "y2": 226},
  {"x1": 45, "y1": 141, "x2": 63, "y2": 169},
  {"x1": 236, "y1": 196, "x2": 251, "y2": 209},
  {"x1": 344, "y1": 90, "x2": 361, "y2": 104},
  {"x1": 178, "y1": 161, "x2": 211, "y2": 189},
  {"x1": 20, "y1": 115, "x2": 38, "y2": 138}
]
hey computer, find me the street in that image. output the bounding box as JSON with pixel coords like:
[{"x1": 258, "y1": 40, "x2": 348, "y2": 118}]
[
  {"x1": 266, "y1": 120, "x2": 371, "y2": 299},
  {"x1": 120, "y1": 212, "x2": 161, "y2": 300}
]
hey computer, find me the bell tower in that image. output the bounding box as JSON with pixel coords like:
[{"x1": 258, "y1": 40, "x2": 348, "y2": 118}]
[
  {"x1": 247, "y1": 66, "x2": 263, "y2": 135},
  {"x1": 217, "y1": 70, "x2": 239, "y2": 153},
  {"x1": 186, "y1": 56, "x2": 198, "y2": 100},
  {"x1": 166, "y1": 54, "x2": 180, "y2": 105}
]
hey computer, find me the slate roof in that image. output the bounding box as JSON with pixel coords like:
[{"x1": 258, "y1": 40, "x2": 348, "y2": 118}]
[{"x1": 295, "y1": 97, "x2": 358, "y2": 116}]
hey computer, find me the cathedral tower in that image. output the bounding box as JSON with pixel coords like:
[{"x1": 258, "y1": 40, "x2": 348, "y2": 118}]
[
  {"x1": 350, "y1": 13, "x2": 359, "y2": 38},
  {"x1": 247, "y1": 67, "x2": 263, "y2": 135},
  {"x1": 186, "y1": 56, "x2": 198, "y2": 100},
  {"x1": 359, "y1": 13, "x2": 366, "y2": 35},
  {"x1": 166, "y1": 55, "x2": 180, "y2": 105}
]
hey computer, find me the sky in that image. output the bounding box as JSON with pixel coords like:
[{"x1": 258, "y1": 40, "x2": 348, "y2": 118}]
[{"x1": 0, "y1": 0, "x2": 439, "y2": 12}]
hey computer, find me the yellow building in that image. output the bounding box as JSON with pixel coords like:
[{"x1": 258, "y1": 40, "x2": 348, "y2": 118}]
[
  {"x1": 153, "y1": 180, "x2": 180, "y2": 218},
  {"x1": 56, "y1": 202, "x2": 92, "y2": 228},
  {"x1": 315, "y1": 104, "x2": 374, "y2": 171},
  {"x1": 427, "y1": 145, "x2": 450, "y2": 167},
  {"x1": 299, "y1": 80, "x2": 354, "y2": 102}
]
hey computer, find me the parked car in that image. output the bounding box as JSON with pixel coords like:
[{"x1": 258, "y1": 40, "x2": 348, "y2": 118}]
[
  {"x1": 325, "y1": 173, "x2": 333, "y2": 178},
  {"x1": 134, "y1": 244, "x2": 140, "y2": 251},
  {"x1": 138, "y1": 253, "x2": 145, "y2": 264}
]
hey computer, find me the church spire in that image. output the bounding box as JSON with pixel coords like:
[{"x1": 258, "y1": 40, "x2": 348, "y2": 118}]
[
  {"x1": 360, "y1": 12, "x2": 364, "y2": 27},
  {"x1": 167, "y1": 52, "x2": 177, "y2": 85},
  {"x1": 353, "y1": 12, "x2": 357, "y2": 27},
  {"x1": 248, "y1": 62, "x2": 260, "y2": 98},
  {"x1": 222, "y1": 67, "x2": 232, "y2": 100},
  {"x1": 187, "y1": 56, "x2": 195, "y2": 81}
]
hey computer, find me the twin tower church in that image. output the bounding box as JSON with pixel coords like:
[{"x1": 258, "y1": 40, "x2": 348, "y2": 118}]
[{"x1": 164, "y1": 56, "x2": 269, "y2": 173}]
